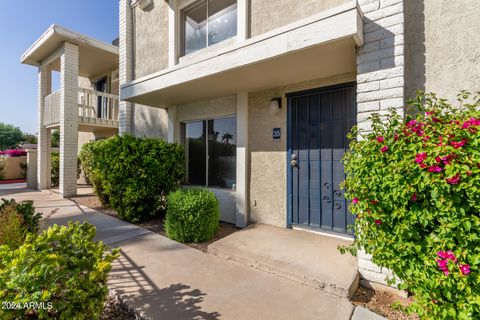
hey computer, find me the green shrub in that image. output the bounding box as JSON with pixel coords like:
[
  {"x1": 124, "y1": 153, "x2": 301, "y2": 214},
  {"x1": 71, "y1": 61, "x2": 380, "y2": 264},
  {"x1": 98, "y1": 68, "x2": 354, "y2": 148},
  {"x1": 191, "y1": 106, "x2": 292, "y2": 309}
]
[
  {"x1": 79, "y1": 141, "x2": 108, "y2": 205},
  {"x1": 165, "y1": 189, "x2": 219, "y2": 243},
  {"x1": 0, "y1": 205, "x2": 26, "y2": 249},
  {"x1": 80, "y1": 135, "x2": 185, "y2": 222},
  {"x1": 0, "y1": 199, "x2": 42, "y2": 233},
  {"x1": 0, "y1": 222, "x2": 119, "y2": 320},
  {"x1": 341, "y1": 91, "x2": 480, "y2": 319},
  {"x1": 51, "y1": 152, "x2": 81, "y2": 187}
]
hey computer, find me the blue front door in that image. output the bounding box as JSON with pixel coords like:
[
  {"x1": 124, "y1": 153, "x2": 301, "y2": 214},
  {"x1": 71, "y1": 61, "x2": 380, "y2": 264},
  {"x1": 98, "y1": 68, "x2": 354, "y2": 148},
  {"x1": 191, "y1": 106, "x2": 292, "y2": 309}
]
[{"x1": 287, "y1": 83, "x2": 356, "y2": 235}]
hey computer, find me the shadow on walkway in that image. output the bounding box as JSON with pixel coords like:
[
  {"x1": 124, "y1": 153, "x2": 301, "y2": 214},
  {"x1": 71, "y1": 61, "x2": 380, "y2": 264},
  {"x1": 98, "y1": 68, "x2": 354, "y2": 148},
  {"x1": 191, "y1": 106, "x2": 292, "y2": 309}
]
[{"x1": 110, "y1": 250, "x2": 221, "y2": 320}]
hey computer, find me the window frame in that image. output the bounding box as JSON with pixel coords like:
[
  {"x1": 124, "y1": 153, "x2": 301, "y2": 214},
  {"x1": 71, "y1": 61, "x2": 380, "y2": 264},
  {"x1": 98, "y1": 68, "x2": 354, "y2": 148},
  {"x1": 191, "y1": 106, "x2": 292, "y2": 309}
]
[
  {"x1": 179, "y1": 0, "x2": 238, "y2": 57},
  {"x1": 182, "y1": 114, "x2": 237, "y2": 190}
]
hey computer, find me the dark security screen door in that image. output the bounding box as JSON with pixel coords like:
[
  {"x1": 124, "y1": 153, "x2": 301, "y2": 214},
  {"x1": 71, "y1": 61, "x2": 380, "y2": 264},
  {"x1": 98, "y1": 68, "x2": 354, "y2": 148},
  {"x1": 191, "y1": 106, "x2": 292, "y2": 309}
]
[{"x1": 287, "y1": 83, "x2": 356, "y2": 235}]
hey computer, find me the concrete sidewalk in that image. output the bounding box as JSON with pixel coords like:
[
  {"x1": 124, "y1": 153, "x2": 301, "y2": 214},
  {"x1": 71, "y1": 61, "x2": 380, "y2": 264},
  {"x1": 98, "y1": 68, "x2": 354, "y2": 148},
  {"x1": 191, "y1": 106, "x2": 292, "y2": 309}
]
[{"x1": 1, "y1": 187, "x2": 354, "y2": 320}]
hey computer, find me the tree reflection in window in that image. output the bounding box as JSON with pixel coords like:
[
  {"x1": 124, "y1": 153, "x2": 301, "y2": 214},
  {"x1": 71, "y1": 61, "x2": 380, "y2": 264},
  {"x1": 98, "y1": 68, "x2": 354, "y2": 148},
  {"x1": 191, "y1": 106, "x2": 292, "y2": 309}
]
[{"x1": 184, "y1": 117, "x2": 236, "y2": 189}]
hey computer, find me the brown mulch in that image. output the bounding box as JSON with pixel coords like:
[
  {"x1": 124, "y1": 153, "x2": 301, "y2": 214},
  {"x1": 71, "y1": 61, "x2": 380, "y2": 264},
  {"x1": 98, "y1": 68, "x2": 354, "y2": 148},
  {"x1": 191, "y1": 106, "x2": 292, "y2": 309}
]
[
  {"x1": 351, "y1": 286, "x2": 419, "y2": 320},
  {"x1": 70, "y1": 194, "x2": 239, "y2": 252},
  {"x1": 100, "y1": 296, "x2": 135, "y2": 320}
]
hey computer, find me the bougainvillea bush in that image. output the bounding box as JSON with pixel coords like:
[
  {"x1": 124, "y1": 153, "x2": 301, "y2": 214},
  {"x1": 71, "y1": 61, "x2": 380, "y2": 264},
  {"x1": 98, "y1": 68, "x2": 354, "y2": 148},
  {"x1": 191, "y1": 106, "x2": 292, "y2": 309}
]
[{"x1": 341, "y1": 92, "x2": 480, "y2": 319}]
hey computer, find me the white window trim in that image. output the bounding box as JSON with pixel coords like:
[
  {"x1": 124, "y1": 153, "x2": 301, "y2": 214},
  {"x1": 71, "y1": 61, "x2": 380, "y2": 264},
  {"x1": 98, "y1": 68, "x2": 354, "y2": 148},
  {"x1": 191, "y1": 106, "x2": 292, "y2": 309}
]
[{"x1": 168, "y1": 0, "x2": 247, "y2": 67}]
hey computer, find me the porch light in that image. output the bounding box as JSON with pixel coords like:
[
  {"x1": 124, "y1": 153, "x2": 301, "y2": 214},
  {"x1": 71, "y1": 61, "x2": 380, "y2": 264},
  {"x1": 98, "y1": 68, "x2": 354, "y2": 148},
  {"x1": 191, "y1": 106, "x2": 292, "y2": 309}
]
[{"x1": 269, "y1": 97, "x2": 282, "y2": 114}]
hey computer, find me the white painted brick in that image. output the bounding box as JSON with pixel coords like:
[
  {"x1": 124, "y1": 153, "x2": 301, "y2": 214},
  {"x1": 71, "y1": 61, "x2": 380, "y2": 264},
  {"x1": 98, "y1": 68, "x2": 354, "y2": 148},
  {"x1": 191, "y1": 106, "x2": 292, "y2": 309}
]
[
  {"x1": 359, "y1": 269, "x2": 388, "y2": 285},
  {"x1": 359, "y1": 41, "x2": 380, "y2": 55},
  {"x1": 380, "y1": 97, "x2": 404, "y2": 109},
  {"x1": 357, "y1": 81, "x2": 380, "y2": 93},
  {"x1": 381, "y1": 34, "x2": 404, "y2": 48},
  {"x1": 380, "y1": 0, "x2": 403, "y2": 8},
  {"x1": 358, "y1": 101, "x2": 381, "y2": 112},
  {"x1": 380, "y1": 77, "x2": 404, "y2": 90},
  {"x1": 361, "y1": 1, "x2": 380, "y2": 14},
  {"x1": 357, "y1": 61, "x2": 381, "y2": 73},
  {"x1": 364, "y1": 24, "x2": 403, "y2": 43},
  {"x1": 358, "y1": 87, "x2": 404, "y2": 102},
  {"x1": 358, "y1": 45, "x2": 403, "y2": 65},
  {"x1": 357, "y1": 66, "x2": 403, "y2": 83},
  {"x1": 359, "y1": 258, "x2": 382, "y2": 273}
]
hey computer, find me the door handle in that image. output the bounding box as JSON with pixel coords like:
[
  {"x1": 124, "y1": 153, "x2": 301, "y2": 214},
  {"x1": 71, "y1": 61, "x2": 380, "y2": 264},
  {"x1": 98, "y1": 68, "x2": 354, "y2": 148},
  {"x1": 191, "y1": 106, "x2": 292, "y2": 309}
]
[{"x1": 290, "y1": 154, "x2": 298, "y2": 167}]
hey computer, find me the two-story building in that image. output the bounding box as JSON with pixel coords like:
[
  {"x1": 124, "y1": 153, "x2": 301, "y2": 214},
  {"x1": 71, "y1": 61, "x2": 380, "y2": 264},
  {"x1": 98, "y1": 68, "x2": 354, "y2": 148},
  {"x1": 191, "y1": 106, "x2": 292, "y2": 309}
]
[{"x1": 23, "y1": 0, "x2": 480, "y2": 289}]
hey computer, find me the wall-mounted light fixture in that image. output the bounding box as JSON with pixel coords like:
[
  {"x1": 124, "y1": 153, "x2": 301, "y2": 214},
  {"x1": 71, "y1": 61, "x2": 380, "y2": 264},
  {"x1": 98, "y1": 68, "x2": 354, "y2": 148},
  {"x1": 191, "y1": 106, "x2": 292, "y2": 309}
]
[{"x1": 269, "y1": 97, "x2": 282, "y2": 114}]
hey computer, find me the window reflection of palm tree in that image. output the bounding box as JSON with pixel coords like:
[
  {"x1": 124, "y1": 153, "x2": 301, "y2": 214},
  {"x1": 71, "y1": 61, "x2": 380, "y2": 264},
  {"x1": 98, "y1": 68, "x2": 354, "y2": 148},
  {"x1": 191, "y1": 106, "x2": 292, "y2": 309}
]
[{"x1": 221, "y1": 133, "x2": 233, "y2": 145}]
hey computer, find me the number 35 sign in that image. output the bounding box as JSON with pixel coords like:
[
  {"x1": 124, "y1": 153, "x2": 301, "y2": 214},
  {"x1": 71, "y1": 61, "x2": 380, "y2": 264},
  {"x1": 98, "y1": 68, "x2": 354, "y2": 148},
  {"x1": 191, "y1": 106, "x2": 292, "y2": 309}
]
[{"x1": 272, "y1": 128, "x2": 281, "y2": 140}]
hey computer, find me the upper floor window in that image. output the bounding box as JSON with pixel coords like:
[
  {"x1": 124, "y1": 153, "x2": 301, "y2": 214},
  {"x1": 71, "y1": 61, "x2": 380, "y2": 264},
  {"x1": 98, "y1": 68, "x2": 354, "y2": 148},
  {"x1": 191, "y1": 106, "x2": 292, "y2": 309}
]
[{"x1": 182, "y1": 0, "x2": 237, "y2": 56}]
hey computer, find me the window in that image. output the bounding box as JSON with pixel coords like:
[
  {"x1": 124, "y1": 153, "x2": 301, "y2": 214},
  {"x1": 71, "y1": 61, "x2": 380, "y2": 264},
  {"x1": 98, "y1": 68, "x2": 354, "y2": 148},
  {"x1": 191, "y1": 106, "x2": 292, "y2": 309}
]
[
  {"x1": 182, "y1": 0, "x2": 237, "y2": 56},
  {"x1": 184, "y1": 117, "x2": 237, "y2": 189}
]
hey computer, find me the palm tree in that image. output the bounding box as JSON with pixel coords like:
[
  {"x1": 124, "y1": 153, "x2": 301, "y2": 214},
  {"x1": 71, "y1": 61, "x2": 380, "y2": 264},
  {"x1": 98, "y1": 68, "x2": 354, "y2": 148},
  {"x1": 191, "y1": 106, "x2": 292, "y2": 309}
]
[{"x1": 221, "y1": 133, "x2": 233, "y2": 145}]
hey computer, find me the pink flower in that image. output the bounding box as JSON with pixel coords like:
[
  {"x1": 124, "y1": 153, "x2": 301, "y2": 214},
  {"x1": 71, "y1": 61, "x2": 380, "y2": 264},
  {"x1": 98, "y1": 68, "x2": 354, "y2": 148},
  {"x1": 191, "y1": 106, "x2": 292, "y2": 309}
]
[
  {"x1": 446, "y1": 174, "x2": 461, "y2": 185},
  {"x1": 415, "y1": 152, "x2": 427, "y2": 163},
  {"x1": 466, "y1": 171, "x2": 472, "y2": 176},
  {"x1": 450, "y1": 139, "x2": 468, "y2": 149},
  {"x1": 436, "y1": 258, "x2": 449, "y2": 276},
  {"x1": 377, "y1": 136, "x2": 384, "y2": 143},
  {"x1": 428, "y1": 165, "x2": 443, "y2": 173},
  {"x1": 381, "y1": 145, "x2": 389, "y2": 153},
  {"x1": 419, "y1": 163, "x2": 428, "y2": 169},
  {"x1": 374, "y1": 219, "x2": 382, "y2": 225},
  {"x1": 425, "y1": 111, "x2": 432, "y2": 116},
  {"x1": 407, "y1": 120, "x2": 417, "y2": 127},
  {"x1": 459, "y1": 264, "x2": 471, "y2": 275},
  {"x1": 462, "y1": 118, "x2": 480, "y2": 129},
  {"x1": 394, "y1": 134, "x2": 399, "y2": 141},
  {"x1": 352, "y1": 198, "x2": 359, "y2": 204},
  {"x1": 411, "y1": 193, "x2": 417, "y2": 202},
  {"x1": 438, "y1": 251, "x2": 456, "y2": 262}
]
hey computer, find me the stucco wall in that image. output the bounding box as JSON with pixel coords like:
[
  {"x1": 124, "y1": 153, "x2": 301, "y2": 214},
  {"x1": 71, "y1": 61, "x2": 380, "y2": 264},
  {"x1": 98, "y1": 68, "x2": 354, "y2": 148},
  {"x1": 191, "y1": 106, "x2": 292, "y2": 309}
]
[
  {"x1": 1, "y1": 156, "x2": 27, "y2": 180},
  {"x1": 250, "y1": 0, "x2": 348, "y2": 37},
  {"x1": 134, "y1": 105, "x2": 168, "y2": 139},
  {"x1": 176, "y1": 95, "x2": 237, "y2": 123},
  {"x1": 248, "y1": 73, "x2": 356, "y2": 227},
  {"x1": 405, "y1": 0, "x2": 480, "y2": 102},
  {"x1": 133, "y1": 0, "x2": 169, "y2": 79}
]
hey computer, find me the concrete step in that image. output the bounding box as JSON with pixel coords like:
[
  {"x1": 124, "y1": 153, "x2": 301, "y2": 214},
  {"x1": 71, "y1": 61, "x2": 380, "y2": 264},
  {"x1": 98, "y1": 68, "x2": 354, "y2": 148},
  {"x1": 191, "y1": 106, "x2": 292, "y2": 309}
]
[{"x1": 208, "y1": 224, "x2": 359, "y2": 298}]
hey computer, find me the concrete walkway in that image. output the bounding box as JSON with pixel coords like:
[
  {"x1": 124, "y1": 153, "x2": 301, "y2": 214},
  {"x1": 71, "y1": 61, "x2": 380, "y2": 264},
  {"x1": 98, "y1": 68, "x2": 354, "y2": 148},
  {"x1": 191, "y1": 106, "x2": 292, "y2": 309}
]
[
  {"x1": 0, "y1": 186, "x2": 354, "y2": 320},
  {"x1": 209, "y1": 224, "x2": 359, "y2": 298}
]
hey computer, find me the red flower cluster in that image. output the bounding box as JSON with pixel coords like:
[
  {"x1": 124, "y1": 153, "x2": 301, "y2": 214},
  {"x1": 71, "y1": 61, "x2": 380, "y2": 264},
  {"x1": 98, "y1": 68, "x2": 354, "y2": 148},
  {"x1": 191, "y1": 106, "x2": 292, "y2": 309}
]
[
  {"x1": 0, "y1": 149, "x2": 27, "y2": 157},
  {"x1": 406, "y1": 119, "x2": 426, "y2": 136},
  {"x1": 450, "y1": 139, "x2": 468, "y2": 149},
  {"x1": 436, "y1": 251, "x2": 470, "y2": 276},
  {"x1": 462, "y1": 117, "x2": 480, "y2": 129},
  {"x1": 446, "y1": 174, "x2": 461, "y2": 185}
]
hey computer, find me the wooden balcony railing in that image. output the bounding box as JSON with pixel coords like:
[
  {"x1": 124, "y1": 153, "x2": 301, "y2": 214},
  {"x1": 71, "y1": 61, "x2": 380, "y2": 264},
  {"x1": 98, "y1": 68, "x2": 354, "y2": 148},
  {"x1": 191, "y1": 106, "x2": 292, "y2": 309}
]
[{"x1": 43, "y1": 89, "x2": 119, "y2": 127}]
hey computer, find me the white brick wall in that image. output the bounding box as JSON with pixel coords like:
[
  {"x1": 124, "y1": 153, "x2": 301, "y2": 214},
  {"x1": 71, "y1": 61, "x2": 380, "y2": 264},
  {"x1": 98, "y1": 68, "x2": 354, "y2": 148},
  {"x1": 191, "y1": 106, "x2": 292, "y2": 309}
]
[
  {"x1": 59, "y1": 42, "x2": 79, "y2": 197},
  {"x1": 357, "y1": 0, "x2": 405, "y2": 286},
  {"x1": 37, "y1": 66, "x2": 52, "y2": 189},
  {"x1": 119, "y1": 0, "x2": 134, "y2": 134}
]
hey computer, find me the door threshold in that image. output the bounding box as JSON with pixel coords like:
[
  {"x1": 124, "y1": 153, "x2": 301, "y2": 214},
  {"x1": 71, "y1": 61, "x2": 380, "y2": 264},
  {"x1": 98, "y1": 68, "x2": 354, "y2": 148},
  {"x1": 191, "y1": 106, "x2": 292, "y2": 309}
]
[{"x1": 292, "y1": 226, "x2": 354, "y2": 242}]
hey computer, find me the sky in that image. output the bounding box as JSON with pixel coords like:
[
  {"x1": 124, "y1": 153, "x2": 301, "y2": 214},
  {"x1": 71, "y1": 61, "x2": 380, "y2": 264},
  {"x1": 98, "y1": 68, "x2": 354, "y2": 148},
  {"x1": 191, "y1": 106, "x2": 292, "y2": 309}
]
[{"x1": 0, "y1": 0, "x2": 119, "y2": 134}]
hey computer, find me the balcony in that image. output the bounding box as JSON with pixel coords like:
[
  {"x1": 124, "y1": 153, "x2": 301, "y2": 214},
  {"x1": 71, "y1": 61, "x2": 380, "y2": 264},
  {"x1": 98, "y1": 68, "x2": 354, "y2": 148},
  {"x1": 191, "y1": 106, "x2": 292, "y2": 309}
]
[{"x1": 43, "y1": 89, "x2": 119, "y2": 130}]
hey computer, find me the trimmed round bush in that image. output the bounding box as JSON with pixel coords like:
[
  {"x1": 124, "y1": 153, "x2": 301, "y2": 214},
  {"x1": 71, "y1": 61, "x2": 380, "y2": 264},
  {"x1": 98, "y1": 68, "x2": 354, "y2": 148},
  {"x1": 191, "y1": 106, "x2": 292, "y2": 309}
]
[
  {"x1": 341, "y1": 91, "x2": 480, "y2": 319},
  {"x1": 165, "y1": 189, "x2": 219, "y2": 243},
  {"x1": 79, "y1": 135, "x2": 185, "y2": 222},
  {"x1": 0, "y1": 222, "x2": 118, "y2": 319}
]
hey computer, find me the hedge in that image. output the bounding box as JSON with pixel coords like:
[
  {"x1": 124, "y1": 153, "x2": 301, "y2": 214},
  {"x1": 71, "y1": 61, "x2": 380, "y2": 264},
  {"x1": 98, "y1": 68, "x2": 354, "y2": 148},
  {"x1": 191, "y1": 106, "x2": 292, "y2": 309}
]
[{"x1": 79, "y1": 135, "x2": 185, "y2": 222}]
